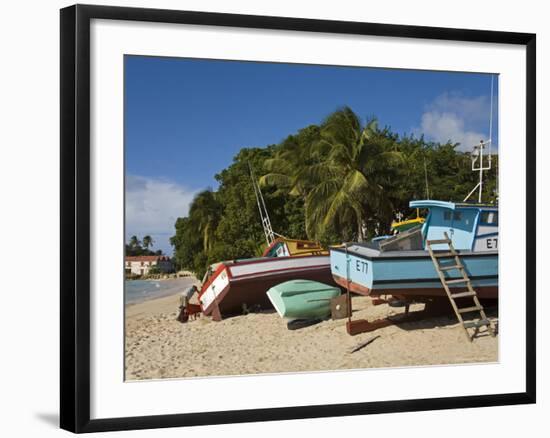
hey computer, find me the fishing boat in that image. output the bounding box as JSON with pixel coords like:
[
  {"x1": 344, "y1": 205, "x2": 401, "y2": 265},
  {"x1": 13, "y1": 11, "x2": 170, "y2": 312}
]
[
  {"x1": 390, "y1": 208, "x2": 425, "y2": 233},
  {"x1": 198, "y1": 239, "x2": 335, "y2": 318},
  {"x1": 262, "y1": 237, "x2": 327, "y2": 258},
  {"x1": 330, "y1": 199, "x2": 498, "y2": 299},
  {"x1": 266, "y1": 279, "x2": 341, "y2": 319}
]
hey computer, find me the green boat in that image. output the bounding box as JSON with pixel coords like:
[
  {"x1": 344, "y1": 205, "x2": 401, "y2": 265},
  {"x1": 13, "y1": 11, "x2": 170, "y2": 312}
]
[{"x1": 266, "y1": 280, "x2": 341, "y2": 319}]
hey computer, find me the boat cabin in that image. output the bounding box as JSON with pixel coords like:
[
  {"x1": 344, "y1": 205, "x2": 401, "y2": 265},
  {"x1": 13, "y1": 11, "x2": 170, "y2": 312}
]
[
  {"x1": 262, "y1": 238, "x2": 328, "y2": 258},
  {"x1": 410, "y1": 200, "x2": 498, "y2": 252}
]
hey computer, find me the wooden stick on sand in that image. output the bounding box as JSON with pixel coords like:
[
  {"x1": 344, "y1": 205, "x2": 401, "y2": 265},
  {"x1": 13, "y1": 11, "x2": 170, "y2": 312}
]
[{"x1": 349, "y1": 335, "x2": 381, "y2": 354}]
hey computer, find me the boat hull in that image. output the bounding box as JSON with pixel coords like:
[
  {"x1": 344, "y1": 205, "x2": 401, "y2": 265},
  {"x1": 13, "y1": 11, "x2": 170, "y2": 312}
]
[
  {"x1": 330, "y1": 246, "x2": 498, "y2": 300},
  {"x1": 199, "y1": 256, "x2": 338, "y2": 317},
  {"x1": 266, "y1": 280, "x2": 341, "y2": 319},
  {"x1": 332, "y1": 274, "x2": 498, "y2": 299}
]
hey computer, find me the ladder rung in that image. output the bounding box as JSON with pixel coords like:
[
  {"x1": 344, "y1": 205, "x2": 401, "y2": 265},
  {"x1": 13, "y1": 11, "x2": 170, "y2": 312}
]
[
  {"x1": 451, "y1": 291, "x2": 477, "y2": 299},
  {"x1": 463, "y1": 319, "x2": 491, "y2": 329},
  {"x1": 434, "y1": 252, "x2": 456, "y2": 258},
  {"x1": 439, "y1": 264, "x2": 463, "y2": 271},
  {"x1": 458, "y1": 306, "x2": 483, "y2": 313},
  {"x1": 445, "y1": 278, "x2": 469, "y2": 284},
  {"x1": 427, "y1": 239, "x2": 451, "y2": 245}
]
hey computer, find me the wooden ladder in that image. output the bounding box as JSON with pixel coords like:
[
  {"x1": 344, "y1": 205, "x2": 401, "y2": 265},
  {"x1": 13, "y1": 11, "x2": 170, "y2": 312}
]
[{"x1": 426, "y1": 232, "x2": 495, "y2": 342}]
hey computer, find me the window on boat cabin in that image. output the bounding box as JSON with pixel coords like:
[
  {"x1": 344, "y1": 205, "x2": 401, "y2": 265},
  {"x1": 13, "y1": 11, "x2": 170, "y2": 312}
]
[
  {"x1": 480, "y1": 211, "x2": 499, "y2": 226},
  {"x1": 443, "y1": 211, "x2": 462, "y2": 221}
]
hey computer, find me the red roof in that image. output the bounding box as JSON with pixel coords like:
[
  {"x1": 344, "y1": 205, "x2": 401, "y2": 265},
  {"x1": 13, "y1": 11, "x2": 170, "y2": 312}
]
[{"x1": 125, "y1": 255, "x2": 170, "y2": 262}]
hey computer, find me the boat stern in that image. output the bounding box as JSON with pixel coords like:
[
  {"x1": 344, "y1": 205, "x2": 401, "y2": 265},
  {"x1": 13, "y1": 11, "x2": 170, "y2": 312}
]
[
  {"x1": 265, "y1": 288, "x2": 285, "y2": 318},
  {"x1": 198, "y1": 264, "x2": 231, "y2": 315}
]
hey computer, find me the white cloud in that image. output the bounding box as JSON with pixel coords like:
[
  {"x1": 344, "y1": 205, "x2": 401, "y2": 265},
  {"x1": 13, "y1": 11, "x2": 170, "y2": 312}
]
[
  {"x1": 418, "y1": 92, "x2": 491, "y2": 152},
  {"x1": 126, "y1": 175, "x2": 197, "y2": 253}
]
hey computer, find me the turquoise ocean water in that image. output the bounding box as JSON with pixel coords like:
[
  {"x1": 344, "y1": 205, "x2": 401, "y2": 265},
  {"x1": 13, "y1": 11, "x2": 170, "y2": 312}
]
[{"x1": 125, "y1": 277, "x2": 197, "y2": 305}]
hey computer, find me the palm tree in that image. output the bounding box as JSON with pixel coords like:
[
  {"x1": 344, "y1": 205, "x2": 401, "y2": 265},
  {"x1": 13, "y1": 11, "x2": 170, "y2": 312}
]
[
  {"x1": 142, "y1": 235, "x2": 154, "y2": 251},
  {"x1": 303, "y1": 107, "x2": 402, "y2": 241},
  {"x1": 129, "y1": 235, "x2": 141, "y2": 249},
  {"x1": 259, "y1": 125, "x2": 320, "y2": 197},
  {"x1": 188, "y1": 190, "x2": 221, "y2": 252}
]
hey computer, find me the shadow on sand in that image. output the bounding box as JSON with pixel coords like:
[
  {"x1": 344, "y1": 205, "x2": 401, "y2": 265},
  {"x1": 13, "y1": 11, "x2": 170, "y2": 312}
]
[{"x1": 389, "y1": 301, "x2": 499, "y2": 337}]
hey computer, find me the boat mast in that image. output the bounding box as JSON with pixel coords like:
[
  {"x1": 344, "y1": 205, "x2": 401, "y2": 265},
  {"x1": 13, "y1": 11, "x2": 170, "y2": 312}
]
[
  {"x1": 423, "y1": 155, "x2": 430, "y2": 199},
  {"x1": 463, "y1": 75, "x2": 495, "y2": 204},
  {"x1": 249, "y1": 163, "x2": 276, "y2": 246}
]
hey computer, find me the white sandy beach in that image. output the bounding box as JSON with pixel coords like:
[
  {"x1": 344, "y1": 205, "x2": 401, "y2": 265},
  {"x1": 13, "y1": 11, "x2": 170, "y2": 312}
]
[{"x1": 125, "y1": 281, "x2": 498, "y2": 381}]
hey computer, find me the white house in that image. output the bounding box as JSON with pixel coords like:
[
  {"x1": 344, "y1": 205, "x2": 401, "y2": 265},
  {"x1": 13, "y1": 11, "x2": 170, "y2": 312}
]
[{"x1": 125, "y1": 255, "x2": 173, "y2": 276}]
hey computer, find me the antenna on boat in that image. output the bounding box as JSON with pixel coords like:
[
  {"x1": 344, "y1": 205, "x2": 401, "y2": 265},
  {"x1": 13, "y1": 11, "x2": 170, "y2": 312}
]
[
  {"x1": 463, "y1": 75, "x2": 495, "y2": 204},
  {"x1": 462, "y1": 139, "x2": 492, "y2": 203},
  {"x1": 423, "y1": 156, "x2": 430, "y2": 199},
  {"x1": 490, "y1": 75, "x2": 498, "y2": 205},
  {"x1": 249, "y1": 162, "x2": 276, "y2": 246}
]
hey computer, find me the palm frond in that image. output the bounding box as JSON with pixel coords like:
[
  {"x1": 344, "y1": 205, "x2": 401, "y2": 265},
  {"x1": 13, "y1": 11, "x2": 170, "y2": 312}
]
[
  {"x1": 263, "y1": 157, "x2": 291, "y2": 173},
  {"x1": 259, "y1": 173, "x2": 292, "y2": 188}
]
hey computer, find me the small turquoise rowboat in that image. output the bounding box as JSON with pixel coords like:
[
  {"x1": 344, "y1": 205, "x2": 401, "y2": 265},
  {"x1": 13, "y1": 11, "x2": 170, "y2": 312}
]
[{"x1": 266, "y1": 280, "x2": 341, "y2": 319}]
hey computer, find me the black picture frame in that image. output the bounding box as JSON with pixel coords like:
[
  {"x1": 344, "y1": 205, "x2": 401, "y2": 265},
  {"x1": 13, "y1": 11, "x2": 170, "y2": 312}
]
[{"x1": 60, "y1": 4, "x2": 536, "y2": 433}]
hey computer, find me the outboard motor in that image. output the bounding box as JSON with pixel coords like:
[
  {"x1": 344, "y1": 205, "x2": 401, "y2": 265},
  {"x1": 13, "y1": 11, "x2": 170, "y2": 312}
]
[{"x1": 176, "y1": 285, "x2": 199, "y2": 323}]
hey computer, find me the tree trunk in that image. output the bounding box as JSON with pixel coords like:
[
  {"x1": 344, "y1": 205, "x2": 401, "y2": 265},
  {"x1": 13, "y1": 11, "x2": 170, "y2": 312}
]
[{"x1": 357, "y1": 217, "x2": 364, "y2": 242}]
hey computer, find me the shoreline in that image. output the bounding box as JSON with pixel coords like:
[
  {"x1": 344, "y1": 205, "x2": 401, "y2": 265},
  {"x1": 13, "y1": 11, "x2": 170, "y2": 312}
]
[
  {"x1": 125, "y1": 276, "x2": 200, "y2": 306},
  {"x1": 125, "y1": 274, "x2": 197, "y2": 282}
]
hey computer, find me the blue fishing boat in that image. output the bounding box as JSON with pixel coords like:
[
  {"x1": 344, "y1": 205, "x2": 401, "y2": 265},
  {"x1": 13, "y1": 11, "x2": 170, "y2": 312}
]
[{"x1": 330, "y1": 199, "x2": 498, "y2": 299}]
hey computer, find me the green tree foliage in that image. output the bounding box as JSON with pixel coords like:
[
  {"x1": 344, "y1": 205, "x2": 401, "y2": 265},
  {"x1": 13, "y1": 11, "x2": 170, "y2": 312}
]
[
  {"x1": 142, "y1": 235, "x2": 153, "y2": 250},
  {"x1": 302, "y1": 108, "x2": 403, "y2": 241},
  {"x1": 125, "y1": 235, "x2": 162, "y2": 256},
  {"x1": 171, "y1": 107, "x2": 498, "y2": 278},
  {"x1": 129, "y1": 235, "x2": 140, "y2": 249}
]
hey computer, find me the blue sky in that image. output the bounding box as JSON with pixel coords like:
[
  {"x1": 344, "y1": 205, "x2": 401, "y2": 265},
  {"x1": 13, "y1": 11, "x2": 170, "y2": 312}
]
[{"x1": 125, "y1": 55, "x2": 498, "y2": 254}]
